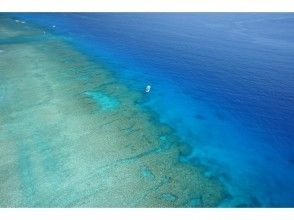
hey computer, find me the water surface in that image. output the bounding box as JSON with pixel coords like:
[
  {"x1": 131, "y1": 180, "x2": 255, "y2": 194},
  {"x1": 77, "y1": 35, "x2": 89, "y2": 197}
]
[{"x1": 1, "y1": 13, "x2": 294, "y2": 207}]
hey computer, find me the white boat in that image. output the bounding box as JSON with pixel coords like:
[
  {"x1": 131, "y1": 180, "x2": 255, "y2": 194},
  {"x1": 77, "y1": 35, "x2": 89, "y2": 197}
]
[{"x1": 145, "y1": 85, "x2": 151, "y2": 93}]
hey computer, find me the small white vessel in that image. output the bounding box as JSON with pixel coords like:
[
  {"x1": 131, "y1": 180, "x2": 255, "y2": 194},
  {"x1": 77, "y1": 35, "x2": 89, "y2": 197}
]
[
  {"x1": 52, "y1": 25, "x2": 56, "y2": 28},
  {"x1": 145, "y1": 85, "x2": 151, "y2": 93}
]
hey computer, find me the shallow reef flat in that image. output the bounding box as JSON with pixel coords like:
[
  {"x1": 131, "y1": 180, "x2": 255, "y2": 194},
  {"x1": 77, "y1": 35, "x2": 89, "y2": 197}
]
[{"x1": 0, "y1": 16, "x2": 225, "y2": 207}]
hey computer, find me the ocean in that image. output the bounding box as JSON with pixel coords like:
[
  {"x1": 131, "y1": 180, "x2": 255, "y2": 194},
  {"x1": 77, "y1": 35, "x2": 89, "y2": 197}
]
[{"x1": 1, "y1": 13, "x2": 294, "y2": 207}]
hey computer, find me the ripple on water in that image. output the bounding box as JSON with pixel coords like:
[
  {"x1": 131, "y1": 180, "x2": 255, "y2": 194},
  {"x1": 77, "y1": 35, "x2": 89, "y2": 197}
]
[{"x1": 194, "y1": 114, "x2": 206, "y2": 120}]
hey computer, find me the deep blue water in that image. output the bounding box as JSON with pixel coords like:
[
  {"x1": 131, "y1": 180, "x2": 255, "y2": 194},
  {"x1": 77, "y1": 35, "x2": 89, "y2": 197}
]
[{"x1": 12, "y1": 13, "x2": 294, "y2": 207}]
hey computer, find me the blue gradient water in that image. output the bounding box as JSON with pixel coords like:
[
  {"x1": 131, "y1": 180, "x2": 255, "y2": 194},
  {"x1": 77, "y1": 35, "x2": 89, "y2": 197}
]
[{"x1": 13, "y1": 13, "x2": 294, "y2": 207}]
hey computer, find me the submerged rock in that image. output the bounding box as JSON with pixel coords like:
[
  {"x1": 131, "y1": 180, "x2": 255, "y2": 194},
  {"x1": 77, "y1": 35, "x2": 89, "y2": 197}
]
[
  {"x1": 140, "y1": 166, "x2": 155, "y2": 180},
  {"x1": 161, "y1": 193, "x2": 178, "y2": 202},
  {"x1": 187, "y1": 197, "x2": 203, "y2": 207}
]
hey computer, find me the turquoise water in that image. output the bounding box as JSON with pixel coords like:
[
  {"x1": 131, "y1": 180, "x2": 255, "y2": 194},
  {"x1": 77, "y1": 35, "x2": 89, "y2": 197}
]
[
  {"x1": 1, "y1": 13, "x2": 294, "y2": 207},
  {"x1": 0, "y1": 14, "x2": 224, "y2": 207}
]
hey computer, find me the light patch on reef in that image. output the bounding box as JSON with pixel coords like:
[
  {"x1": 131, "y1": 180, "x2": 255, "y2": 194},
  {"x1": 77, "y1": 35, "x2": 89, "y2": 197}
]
[{"x1": 84, "y1": 91, "x2": 119, "y2": 111}]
